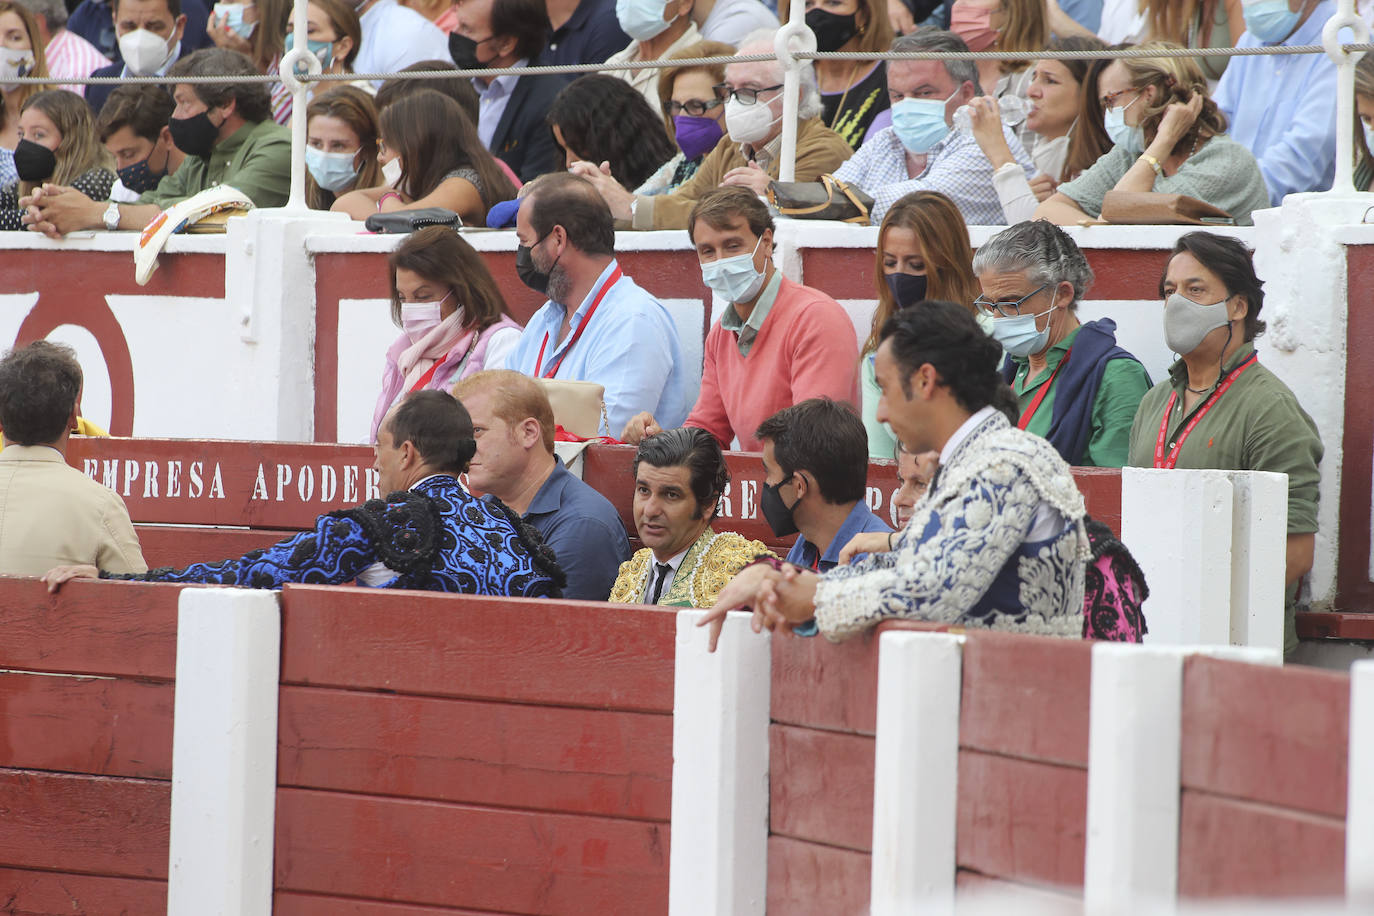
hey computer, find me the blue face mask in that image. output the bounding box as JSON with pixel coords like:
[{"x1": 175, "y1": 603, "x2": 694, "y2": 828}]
[
  {"x1": 700, "y1": 235, "x2": 766, "y2": 303},
  {"x1": 1103, "y1": 93, "x2": 1145, "y2": 155},
  {"x1": 305, "y1": 146, "x2": 360, "y2": 192},
  {"x1": 284, "y1": 32, "x2": 334, "y2": 69},
  {"x1": 215, "y1": 3, "x2": 258, "y2": 38},
  {"x1": 890, "y1": 90, "x2": 958, "y2": 153},
  {"x1": 1241, "y1": 0, "x2": 1302, "y2": 43},
  {"x1": 615, "y1": 0, "x2": 671, "y2": 41},
  {"x1": 988, "y1": 304, "x2": 1057, "y2": 358}
]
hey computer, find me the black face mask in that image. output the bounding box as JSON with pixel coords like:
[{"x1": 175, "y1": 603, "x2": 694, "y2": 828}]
[
  {"x1": 760, "y1": 478, "x2": 799, "y2": 538},
  {"x1": 168, "y1": 111, "x2": 219, "y2": 159},
  {"x1": 13, "y1": 139, "x2": 56, "y2": 182},
  {"x1": 886, "y1": 272, "x2": 928, "y2": 310},
  {"x1": 449, "y1": 32, "x2": 490, "y2": 70},
  {"x1": 805, "y1": 8, "x2": 859, "y2": 52},
  {"x1": 116, "y1": 154, "x2": 166, "y2": 193},
  {"x1": 516, "y1": 232, "x2": 559, "y2": 295}
]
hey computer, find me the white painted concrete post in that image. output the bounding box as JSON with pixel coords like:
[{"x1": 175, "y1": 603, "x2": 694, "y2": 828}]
[
  {"x1": 1220, "y1": 470, "x2": 1288, "y2": 656},
  {"x1": 1084, "y1": 643, "x2": 1279, "y2": 913},
  {"x1": 167, "y1": 588, "x2": 282, "y2": 916},
  {"x1": 1348, "y1": 659, "x2": 1374, "y2": 904},
  {"x1": 669, "y1": 610, "x2": 771, "y2": 916},
  {"x1": 223, "y1": 208, "x2": 356, "y2": 440},
  {"x1": 869, "y1": 632, "x2": 964, "y2": 916},
  {"x1": 1122, "y1": 468, "x2": 1234, "y2": 646}
]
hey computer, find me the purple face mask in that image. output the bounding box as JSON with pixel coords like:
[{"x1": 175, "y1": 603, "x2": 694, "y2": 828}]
[{"x1": 673, "y1": 114, "x2": 724, "y2": 161}]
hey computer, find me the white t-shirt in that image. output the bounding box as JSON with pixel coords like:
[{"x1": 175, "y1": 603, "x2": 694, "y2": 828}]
[
  {"x1": 700, "y1": 0, "x2": 778, "y2": 47},
  {"x1": 355, "y1": 0, "x2": 451, "y2": 86}
]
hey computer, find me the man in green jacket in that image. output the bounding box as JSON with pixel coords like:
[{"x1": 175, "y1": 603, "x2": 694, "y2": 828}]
[{"x1": 22, "y1": 48, "x2": 290, "y2": 237}]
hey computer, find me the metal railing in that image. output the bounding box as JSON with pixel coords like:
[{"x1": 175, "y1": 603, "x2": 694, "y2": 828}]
[{"x1": 7, "y1": 1, "x2": 1372, "y2": 212}]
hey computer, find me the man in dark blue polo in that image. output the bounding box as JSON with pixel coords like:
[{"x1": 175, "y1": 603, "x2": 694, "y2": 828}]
[
  {"x1": 454, "y1": 370, "x2": 630, "y2": 601},
  {"x1": 755, "y1": 398, "x2": 891, "y2": 574},
  {"x1": 538, "y1": 0, "x2": 627, "y2": 66}
]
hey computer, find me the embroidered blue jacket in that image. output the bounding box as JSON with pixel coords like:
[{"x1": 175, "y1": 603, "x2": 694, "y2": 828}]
[{"x1": 104, "y1": 476, "x2": 562, "y2": 597}]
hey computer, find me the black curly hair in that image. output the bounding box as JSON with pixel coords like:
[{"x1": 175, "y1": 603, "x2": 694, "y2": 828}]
[
  {"x1": 634, "y1": 426, "x2": 729, "y2": 521},
  {"x1": 879, "y1": 300, "x2": 1003, "y2": 413},
  {"x1": 546, "y1": 75, "x2": 677, "y2": 191}
]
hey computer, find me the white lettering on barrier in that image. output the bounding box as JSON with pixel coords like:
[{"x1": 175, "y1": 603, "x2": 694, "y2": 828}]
[
  {"x1": 365, "y1": 467, "x2": 380, "y2": 501},
  {"x1": 343, "y1": 465, "x2": 358, "y2": 503},
  {"x1": 715, "y1": 478, "x2": 899, "y2": 523},
  {"x1": 122, "y1": 458, "x2": 139, "y2": 496},
  {"x1": 865, "y1": 486, "x2": 883, "y2": 513},
  {"x1": 320, "y1": 464, "x2": 337, "y2": 502},
  {"x1": 251, "y1": 464, "x2": 268, "y2": 500},
  {"x1": 189, "y1": 461, "x2": 204, "y2": 498},
  {"x1": 143, "y1": 460, "x2": 159, "y2": 498},
  {"x1": 208, "y1": 465, "x2": 225, "y2": 500},
  {"x1": 297, "y1": 465, "x2": 314, "y2": 503},
  {"x1": 102, "y1": 459, "x2": 117, "y2": 490},
  {"x1": 168, "y1": 460, "x2": 182, "y2": 497},
  {"x1": 739, "y1": 479, "x2": 757, "y2": 519},
  {"x1": 275, "y1": 464, "x2": 292, "y2": 502}
]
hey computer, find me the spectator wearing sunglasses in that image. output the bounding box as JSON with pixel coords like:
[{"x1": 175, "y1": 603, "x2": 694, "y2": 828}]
[{"x1": 568, "y1": 28, "x2": 851, "y2": 230}]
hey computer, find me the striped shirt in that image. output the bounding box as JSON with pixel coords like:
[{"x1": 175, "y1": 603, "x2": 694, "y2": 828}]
[{"x1": 45, "y1": 29, "x2": 111, "y2": 97}]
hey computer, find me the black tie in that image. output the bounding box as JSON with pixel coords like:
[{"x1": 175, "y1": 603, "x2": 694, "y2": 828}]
[{"x1": 649, "y1": 562, "x2": 672, "y2": 604}]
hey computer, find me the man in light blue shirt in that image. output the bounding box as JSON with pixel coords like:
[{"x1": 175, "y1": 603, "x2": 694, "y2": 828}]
[
  {"x1": 833, "y1": 29, "x2": 1034, "y2": 225},
  {"x1": 1214, "y1": 0, "x2": 1336, "y2": 206},
  {"x1": 504, "y1": 173, "x2": 693, "y2": 435}
]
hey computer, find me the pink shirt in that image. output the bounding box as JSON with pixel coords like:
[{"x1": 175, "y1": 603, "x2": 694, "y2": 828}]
[
  {"x1": 686, "y1": 275, "x2": 859, "y2": 451},
  {"x1": 45, "y1": 29, "x2": 110, "y2": 96}
]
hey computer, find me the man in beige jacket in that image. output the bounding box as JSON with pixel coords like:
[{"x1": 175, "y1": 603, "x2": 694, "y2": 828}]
[
  {"x1": 0, "y1": 341, "x2": 146, "y2": 577},
  {"x1": 570, "y1": 30, "x2": 853, "y2": 229}
]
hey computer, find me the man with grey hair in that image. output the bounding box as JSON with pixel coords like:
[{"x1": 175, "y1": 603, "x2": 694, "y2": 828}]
[
  {"x1": 15, "y1": 0, "x2": 109, "y2": 96},
  {"x1": 829, "y1": 27, "x2": 1034, "y2": 225},
  {"x1": 570, "y1": 28, "x2": 851, "y2": 229},
  {"x1": 972, "y1": 220, "x2": 1150, "y2": 467}
]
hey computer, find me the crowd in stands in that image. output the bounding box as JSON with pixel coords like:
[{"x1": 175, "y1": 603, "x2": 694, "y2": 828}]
[{"x1": 0, "y1": 0, "x2": 1349, "y2": 659}]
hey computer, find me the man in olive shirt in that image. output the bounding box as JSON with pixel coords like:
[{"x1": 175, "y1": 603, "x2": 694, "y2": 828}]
[
  {"x1": 1126, "y1": 232, "x2": 1322, "y2": 657},
  {"x1": 972, "y1": 221, "x2": 1151, "y2": 468},
  {"x1": 22, "y1": 48, "x2": 290, "y2": 237}
]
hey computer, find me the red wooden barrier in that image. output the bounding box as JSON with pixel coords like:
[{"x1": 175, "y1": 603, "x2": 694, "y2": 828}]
[
  {"x1": 1177, "y1": 656, "x2": 1349, "y2": 898},
  {"x1": 273, "y1": 585, "x2": 676, "y2": 914},
  {"x1": 0, "y1": 578, "x2": 181, "y2": 911}
]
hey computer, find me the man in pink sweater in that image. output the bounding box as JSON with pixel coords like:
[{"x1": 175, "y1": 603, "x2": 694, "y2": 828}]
[{"x1": 622, "y1": 188, "x2": 859, "y2": 450}]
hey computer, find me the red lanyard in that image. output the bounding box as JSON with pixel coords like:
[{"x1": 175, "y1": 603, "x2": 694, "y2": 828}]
[
  {"x1": 534, "y1": 265, "x2": 623, "y2": 379},
  {"x1": 407, "y1": 360, "x2": 442, "y2": 393},
  {"x1": 1153, "y1": 353, "x2": 1258, "y2": 469},
  {"x1": 1017, "y1": 347, "x2": 1071, "y2": 431}
]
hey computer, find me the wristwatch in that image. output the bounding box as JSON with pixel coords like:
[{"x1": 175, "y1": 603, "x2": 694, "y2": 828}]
[{"x1": 103, "y1": 200, "x2": 120, "y2": 230}]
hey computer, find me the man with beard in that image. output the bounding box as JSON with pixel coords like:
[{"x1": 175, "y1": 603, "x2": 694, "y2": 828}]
[{"x1": 503, "y1": 172, "x2": 692, "y2": 435}]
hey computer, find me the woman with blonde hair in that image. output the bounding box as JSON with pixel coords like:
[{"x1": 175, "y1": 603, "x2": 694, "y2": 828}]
[
  {"x1": 860, "y1": 190, "x2": 980, "y2": 458},
  {"x1": 1035, "y1": 42, "x2": 1270, "y2": 226},
  {"x1": 948, "y1": 0, "x2": 1046, "y2": 130},
  {"x1": 0, "y1": 89, "x2": 113, "y2": 230},
  {"x1": 0, "y1": 0, "x2": 47, "y2": 172},
  {"x1": 1138, "y1": 0, "x2": 1244, "y2": 83},
  {"x1": 780, "y1": 0, "x2": 892, "y2": 149},
  {"x1": 305, "y1": 86, "x2": 383, "y2": 210}
]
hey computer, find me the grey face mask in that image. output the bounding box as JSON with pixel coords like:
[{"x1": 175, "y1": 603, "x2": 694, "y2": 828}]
[{"x1": 1163, "y1": 292, "x2": 1231, "y2": 355}]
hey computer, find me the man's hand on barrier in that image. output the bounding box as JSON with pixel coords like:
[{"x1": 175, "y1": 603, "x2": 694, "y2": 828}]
[
  {"x1": 621, "y1": 411, "x2": 662, "y2": 445},
  {"x1": 837, "y1": 531, "x2": 892, "y2": 566},
  {"x1": 764, "y1": 564, "x2": 819, "y2": 627},
  {"x1": 567, "y1": 160, "x2": 635, "y2": 222},
  {"x1": 698, "y1": 561, "x2": 778, "y2": 651},
  {"x1": 721, "y1": 161, "x2": 771, "y2": 196},
  {"x1": 25, "y1": 184, "x2": 102, "y2": 237},
  {"x1": 42, "y1": 564, "x2": 100, "y2": 593}
]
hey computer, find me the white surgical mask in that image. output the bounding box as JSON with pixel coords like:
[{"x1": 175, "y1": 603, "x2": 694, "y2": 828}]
[
  {"x1": 214, "y1": 2, "x2": 257, "y2": 38},
  {"x1": 988, "y1": 305, "x2": 1056, "y2": 358},
  {"x1": 382, "y1": 156, "x2": 402, "y2": 187},
  {"x1": 700, "y1": 236, "x2": 766, "y2": 303},
  {"x1": 120, "y1": 29, "x2": 177, "y2": 76},
  {"x1": 0, "y1": 49, "x2": 33, "y2": 91},
  {"x1": 724, "y1": 96, "x2": 780, "y2": 145},
  {"x1": 1103, "y1": 93, "x2": 1145, "y2": 156},
  {"x1": 1163, "y1": 292, "x2": 1231, "y2": 355},
  {"x1": 616, "y1": 0, "x2": 671, "y2": 41},
  {"x1": 401, "y1": 293, "x2": 450, "y2": 342},
  {"x1": 305, "y1": 146, "x2": 360, "y2": 192}
]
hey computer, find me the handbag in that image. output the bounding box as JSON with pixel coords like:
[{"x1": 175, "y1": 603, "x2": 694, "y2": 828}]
[
  {"x1": 537, "y1": 378, "x2": 610, "y2": 439},
  {"x1": 1099, "y1": 191, "x2": 1235, "y2": 226},
  {"x1": 364, "y1": 207, "x2": 463, "y2": 233},
  {"x1": 767, "y1": 174, "x2": 874, "y2": 224}
]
